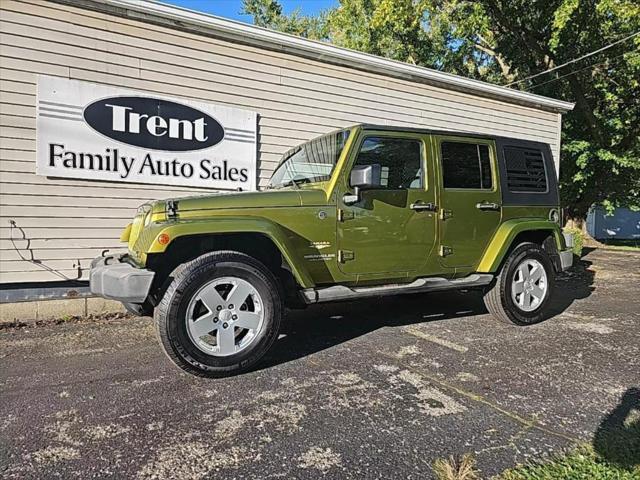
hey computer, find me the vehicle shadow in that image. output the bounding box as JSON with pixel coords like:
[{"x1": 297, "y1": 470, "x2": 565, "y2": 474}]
[
  {"x1": 592, "y1": 387, "x2": 640, "y2": 470},
  {"x1": 258, "y1": 289, "x2": 487, "y2": 371},
  {"x1": 546, "y1": 251, "x2": 596, "y2": 317},
  {"x1": 257, "y1": 254, "x2": 596, "y2": 371}
]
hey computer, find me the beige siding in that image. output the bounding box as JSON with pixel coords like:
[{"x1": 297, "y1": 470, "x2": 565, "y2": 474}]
[{"x1": 0, "y1": 0, "x2": 561, "y2": 284}]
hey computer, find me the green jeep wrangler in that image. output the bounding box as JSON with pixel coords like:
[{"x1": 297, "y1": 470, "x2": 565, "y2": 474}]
[{"x1": 90, "y1": 124, "x2": 573, "y2": 377}]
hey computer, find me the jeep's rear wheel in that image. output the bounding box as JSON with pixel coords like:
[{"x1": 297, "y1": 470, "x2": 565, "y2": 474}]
[
  {"x1": 155, "y1": 251, "x2": 282, "y2": 377},
  {"x1": 483, "y1": 242, "x2": 555, "y2": 325}
]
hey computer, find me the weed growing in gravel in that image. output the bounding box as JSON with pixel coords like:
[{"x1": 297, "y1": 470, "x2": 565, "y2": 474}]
[{"x1": 433, "y1": 454, "x2": 478, "y2": 480}]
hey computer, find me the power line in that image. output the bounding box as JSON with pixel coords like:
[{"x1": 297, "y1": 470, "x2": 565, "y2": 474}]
[
  {"x1": 527, "y1": 49, "x2": 639, "y2": 91},
  {"x1": 528, "y1": 51, "x2": 638, "y2": 91},
  {"x1": 505, "y1": 30, "x2": 640, "y2": 86}
]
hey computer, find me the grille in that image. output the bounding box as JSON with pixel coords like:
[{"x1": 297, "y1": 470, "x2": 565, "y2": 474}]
[
  {"x1": 128, "y1": 205, "x2": 151, "y2": 252},
  {"x1": 133, "y1": 227, "x2": 157, "y2": 253},
  {"x1": 504, "y1": 147, "x2": 547, "y2": 193}
]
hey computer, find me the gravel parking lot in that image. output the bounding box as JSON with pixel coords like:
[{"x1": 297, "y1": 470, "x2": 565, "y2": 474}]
[{"x1": 1, "y1": 248, "x2": 639, "y2": 479}]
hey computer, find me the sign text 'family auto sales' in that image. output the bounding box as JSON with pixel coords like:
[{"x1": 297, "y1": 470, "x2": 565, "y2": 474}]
[{"x1": 36, "y1": 76, "x2": 257, "y2": 190}]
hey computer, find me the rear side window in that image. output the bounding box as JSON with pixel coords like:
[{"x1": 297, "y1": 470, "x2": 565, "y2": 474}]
[
  {"x1": 441, "y1": 142, "x2": 492, "y2": 189},
  {"x1": 504, "y1": 147, "x2": 548, "y2": 193}
]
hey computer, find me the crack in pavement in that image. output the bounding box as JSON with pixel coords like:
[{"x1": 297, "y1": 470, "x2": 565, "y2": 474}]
[{"x1": 377, "y1": 347, "x2": 581, "y2": 445}]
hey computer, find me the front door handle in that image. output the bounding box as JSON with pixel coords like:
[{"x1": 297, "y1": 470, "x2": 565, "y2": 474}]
[
  {"x1": 476, "y1": 202, "x2": 501, "y2": 211},
  {"x1": 410, "y1": 201, "x2": 437, "y2": 212}
]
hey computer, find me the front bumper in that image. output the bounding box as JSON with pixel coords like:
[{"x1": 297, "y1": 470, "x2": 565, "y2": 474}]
[
  {"x1": 559, "y1": 232, "x2": 574, "y2": 271},
  {"x1": 90, "y1": 254, "x2": 155, "y2": 303}
]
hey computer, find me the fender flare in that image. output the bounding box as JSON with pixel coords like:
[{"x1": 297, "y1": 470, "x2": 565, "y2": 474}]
[
  {"x1": 477, "y1": 219, "x2": 565, "y2": 273},
  {"x1": 141, "y1": 217, "x2": 314, "y2": 288}
]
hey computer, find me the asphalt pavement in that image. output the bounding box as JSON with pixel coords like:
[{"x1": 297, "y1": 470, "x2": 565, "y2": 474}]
[{"x1": 1, "y1": 248, "x2": 639, "y2": 479}]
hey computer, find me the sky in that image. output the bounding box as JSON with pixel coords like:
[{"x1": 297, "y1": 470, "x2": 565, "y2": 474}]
[{"x1": 163, "y1": 0, "x2": 337, "y2": 23}]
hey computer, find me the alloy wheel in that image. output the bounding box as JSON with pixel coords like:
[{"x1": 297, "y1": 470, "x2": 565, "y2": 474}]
[
  {"x1": 185, "y1": 276, "x2": 265, "y2": 356},
  {"x1": 510, "y1": 258, "x2": 548, "y2": 312}
]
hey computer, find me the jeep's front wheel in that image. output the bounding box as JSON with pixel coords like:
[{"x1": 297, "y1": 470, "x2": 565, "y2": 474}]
[
  {"x1": 483, "y1": 242, "x2": 555, "y2": 325},
  {"x1": 155, "y1": 251, "x2": 282, "y2": 377}
]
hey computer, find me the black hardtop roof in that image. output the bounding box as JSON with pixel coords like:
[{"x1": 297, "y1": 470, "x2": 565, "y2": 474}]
[{"x1": 356, "y1": 124, "x2": 550, "y2": 147}]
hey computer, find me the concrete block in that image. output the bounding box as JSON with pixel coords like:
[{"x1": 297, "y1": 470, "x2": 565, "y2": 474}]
[
  {"x1": 86, "y1": 297, "x2": 125, "y2": 315},
  {"x1": 36, "y1": 298, "x2": 85, "y2": 319},
  {"x1": 0, "y1": 301, "x2": 38, "y2": 323}
]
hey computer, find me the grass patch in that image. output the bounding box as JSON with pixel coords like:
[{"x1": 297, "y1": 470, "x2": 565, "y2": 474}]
[
  {"x1": 600, "y1": 244, "x2": 640, "y2": 252},
  {"x1": 599, "y1": 238, "x2": 640, "y2": 248},
  {"x1": 498, "y1": 388, "x2": 639, "y2": 479},
  {"x1": 496, "y1": 445, "x2": 639, "y2": 480}
]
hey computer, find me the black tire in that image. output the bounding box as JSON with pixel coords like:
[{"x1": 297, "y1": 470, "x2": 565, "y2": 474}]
[
  {"x1": 155, "y1": 251, "x2": 282, "y2": 377},
  {"x1": 483, "y1": 242, "x2": 555, "y2": 325}
]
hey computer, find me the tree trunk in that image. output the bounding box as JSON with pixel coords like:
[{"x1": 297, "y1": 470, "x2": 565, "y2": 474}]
[{"x1": 567, "y1": 76, "x2": 607, "y2": 147}]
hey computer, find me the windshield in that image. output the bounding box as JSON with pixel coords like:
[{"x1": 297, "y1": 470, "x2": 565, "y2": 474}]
[{"x1": 268, "y1": 129, "x2": 351, "y2": 188}]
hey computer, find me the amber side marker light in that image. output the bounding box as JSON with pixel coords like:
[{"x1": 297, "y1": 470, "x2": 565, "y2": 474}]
[{"x1": 157, "y1": 233, "x2": 170, "y2": 245}]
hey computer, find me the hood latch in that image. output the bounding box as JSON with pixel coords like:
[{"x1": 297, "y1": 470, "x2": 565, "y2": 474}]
[{"x1": 166, "y1": 200, "x2": 179, "y2": 219}]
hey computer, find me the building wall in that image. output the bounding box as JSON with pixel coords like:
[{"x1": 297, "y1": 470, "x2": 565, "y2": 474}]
[{"x1": 0, "y1": 0, "x2": 562, "y2": 284}]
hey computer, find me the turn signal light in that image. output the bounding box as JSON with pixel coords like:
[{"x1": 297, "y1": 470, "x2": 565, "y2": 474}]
[{"x1": 157, "y1": 233, "x2": 170, "y2": 245}]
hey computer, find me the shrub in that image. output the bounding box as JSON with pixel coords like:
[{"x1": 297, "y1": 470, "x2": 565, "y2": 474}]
[{"x1": 563, "y1": 227, "x2": 584, "y2": 257}]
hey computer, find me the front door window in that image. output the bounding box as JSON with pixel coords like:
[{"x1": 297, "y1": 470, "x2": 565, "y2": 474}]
[{"x1": 355, "y1": 136, "x2": 423, "y2": 190}]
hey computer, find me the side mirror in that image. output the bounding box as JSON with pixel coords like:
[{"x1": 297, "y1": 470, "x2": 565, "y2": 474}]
[
  {"x1": 350, "y1": 164, "x2": 382, "y2": 189},
  {"x1": 344, "y1": 164, "x2": 382, "y2": 205}
]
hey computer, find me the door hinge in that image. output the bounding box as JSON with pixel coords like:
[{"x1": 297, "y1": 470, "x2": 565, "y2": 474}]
[
  {"x1": 337, "y1": 209, "x2": 355, "y2": 222},
  {"x1": 440, "y1": 209, "x2": 453, "y2": 220},
  {"x1": 338, "y1": 249, "x2": 355, "y2": 263},
  {"x1": 439, "y1": 245, "x2": 453, "y2": 257}
]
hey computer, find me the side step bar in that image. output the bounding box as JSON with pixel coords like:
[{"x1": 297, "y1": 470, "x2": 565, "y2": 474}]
[{"x1": 301, "y1": 274, "x2": 494, "y2": 304}]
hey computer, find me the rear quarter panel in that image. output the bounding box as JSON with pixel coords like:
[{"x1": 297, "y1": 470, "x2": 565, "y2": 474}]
[{"x1": 477, "y1": 213, "x2": 565, "y2": 273}]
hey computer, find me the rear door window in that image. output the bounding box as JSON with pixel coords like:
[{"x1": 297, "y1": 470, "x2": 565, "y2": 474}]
[{"x1": 441, "y1": 141, "x2": 492, "y2": 189}]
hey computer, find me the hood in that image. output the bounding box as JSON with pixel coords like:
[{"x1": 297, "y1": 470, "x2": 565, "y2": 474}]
[{"x1": 159, "y1": 188, "x2": 328, "y2": 215}]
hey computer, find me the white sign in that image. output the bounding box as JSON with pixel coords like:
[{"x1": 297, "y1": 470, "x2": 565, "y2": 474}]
[{"x1": 36, "y1": 76, "x2": 257, "y2": 190}]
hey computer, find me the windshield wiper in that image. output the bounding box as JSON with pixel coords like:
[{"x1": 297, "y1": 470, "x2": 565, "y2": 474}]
[
  {"x1": 283, "y1": 178, "x2": 301, "y2": 189},
  {"x1": 282, "y1": 177, "x2": 312, "y2": 189}
]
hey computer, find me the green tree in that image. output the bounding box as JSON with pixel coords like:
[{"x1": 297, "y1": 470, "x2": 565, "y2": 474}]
[
  {"x1": 242, "y1": 0, "x2": 328, "y2": 39},
  {"x1": 243, "y1": 0, "x2": 640, "y2": 225}
]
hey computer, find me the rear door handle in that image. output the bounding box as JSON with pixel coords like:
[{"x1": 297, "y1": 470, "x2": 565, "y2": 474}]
[
  {"x1": 476, "y1": 202, "x2": 501, "y2": 211},
  {"x1": 410, "y1": 201, "x2": 437, "y2": 212}
]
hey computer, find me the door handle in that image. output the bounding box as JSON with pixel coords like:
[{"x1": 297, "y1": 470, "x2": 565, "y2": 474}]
[
  {"x1": 410, "y1": 201, "x2": 437, "y2": 212},
  {"x1": 476, "y1": 202, "x2": 501, "y2": 211}
]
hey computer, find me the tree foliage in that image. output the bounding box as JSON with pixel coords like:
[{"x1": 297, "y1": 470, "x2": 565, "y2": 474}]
[{"x1": 243, "y1": 0, "x2": 640, "y2": 221}]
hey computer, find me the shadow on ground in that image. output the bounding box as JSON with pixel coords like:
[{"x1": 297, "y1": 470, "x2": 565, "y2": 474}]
[
  {"x1": 546, "y1": 252, "x2": 595, "y2": 316},
  {"x1": 593, "y1": 387, "x2": 640, "y2": 470},
  {"x1": 258, "y1": 256, "x2": 596, "y2": 372}
]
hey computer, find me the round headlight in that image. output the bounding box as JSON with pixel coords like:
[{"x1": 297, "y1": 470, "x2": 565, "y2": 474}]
[{"x1": 549, "y1": 209, "x2": 560, "y2": 224}]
